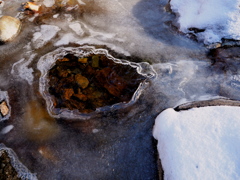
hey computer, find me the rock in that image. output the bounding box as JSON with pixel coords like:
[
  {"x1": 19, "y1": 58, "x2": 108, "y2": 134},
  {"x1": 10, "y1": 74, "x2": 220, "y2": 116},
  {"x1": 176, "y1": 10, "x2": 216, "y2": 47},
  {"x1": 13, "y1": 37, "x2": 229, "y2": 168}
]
[
  {"x1": 78, "y1": 58, "x2": 88, "y2": 63},
  {"x1": 92, "y1": 55, "x2": 99, "y2": 68},
  {"x1": 23, "y1": 2, "x2": 41, "y2": 12},
  {"x1": 0, "y1": 101, "x2": 9, "y2": 117},
  {"x1": 209, "y1": 46, "x2": 240, "y2": 60},
  {"x1": 73, "y1": 93, "x2": 88, "y2": 101},
  {"x1": 0, "y1": 16, "x2": 21, "y2": 42},
  {"x1": 58, "y1": 57, "x2": 69, "y2": 62},
  {"x1": 63, "y1": 88, "x2": 74, "y2": 100},
  {"x1": 96, "y1": 67, "x2": 127, "y2": 97},
  {"x1": 75, "y1": 74, "x2": 89, "y2": 89}
]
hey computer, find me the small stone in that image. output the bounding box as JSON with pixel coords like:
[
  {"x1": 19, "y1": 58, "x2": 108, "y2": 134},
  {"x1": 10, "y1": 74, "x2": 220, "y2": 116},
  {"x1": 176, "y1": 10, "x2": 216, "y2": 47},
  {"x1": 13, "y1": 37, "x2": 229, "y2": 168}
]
[
  {"x1": 75, "y1": 74, "x2": 89, "y2": 89},
  {"x1": 96, "y1": 68, "x2": 127, "y2": 97},
  {"x1": 0, "y1": 16, "x2": 21, "y2": 42},
  {"x1": 58, "y1": 57, "x2": 69, "y2": 62},
  {"x1": 73, "y1": 93, "x2": 88, "y2": 101},
  {"x1": 78, "y1": 58, "x2": 88, "y2": 63},
  {"x1": 63, "y1": 88, "x2": 74, "y2": 100},
  {"x1": 92, "y1": 56, "x2": 99, "y2": 68},
  {"x1": 23, "y1": 2, "x2": 41, "y2": 11},
  {"x1": 58, "y1": 70, "x2": 68, "y2": 77},
  {"x1": 0, "y1": 101, "x2": 9, "y2": 116}
]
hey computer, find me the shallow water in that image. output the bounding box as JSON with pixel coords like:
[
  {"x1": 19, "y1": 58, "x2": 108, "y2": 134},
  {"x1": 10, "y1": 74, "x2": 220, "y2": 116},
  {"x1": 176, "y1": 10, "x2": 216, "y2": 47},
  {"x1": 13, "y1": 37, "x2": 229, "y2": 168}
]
[{"x1": 0, "y1": 0, "x2": 240, "y2": 179}]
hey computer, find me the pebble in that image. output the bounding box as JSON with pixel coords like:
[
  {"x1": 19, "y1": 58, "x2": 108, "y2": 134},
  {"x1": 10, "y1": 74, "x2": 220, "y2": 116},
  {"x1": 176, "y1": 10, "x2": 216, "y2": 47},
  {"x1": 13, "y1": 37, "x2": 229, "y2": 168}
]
[
  {"x1": 0, "y1": 101, "x2": 9, "y2": 116},
  {"x1": 0, "y1": 16, "x2": 21, "y2": 42},
  {"x1": 75, "y1": 74, "x2": 89, "y2": 89}
]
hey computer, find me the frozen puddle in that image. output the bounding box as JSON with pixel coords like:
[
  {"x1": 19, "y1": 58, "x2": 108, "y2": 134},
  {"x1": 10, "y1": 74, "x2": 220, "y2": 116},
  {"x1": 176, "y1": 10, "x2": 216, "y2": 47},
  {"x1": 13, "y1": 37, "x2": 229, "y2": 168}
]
[{"x1": 153, "y1": 105, "x2": 240, "y2": 180}]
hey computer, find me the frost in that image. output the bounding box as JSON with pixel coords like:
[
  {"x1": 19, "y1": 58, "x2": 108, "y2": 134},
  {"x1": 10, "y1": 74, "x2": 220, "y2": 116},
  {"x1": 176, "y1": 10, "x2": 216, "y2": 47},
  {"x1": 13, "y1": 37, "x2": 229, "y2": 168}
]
[
  {"x1": 69, "y1": 22, "x2": 84, "y2": 36},
  {"x1": 32, "y1": 25, "x2": 61, "y2": 49},
  {"x1": 54, "y1": 33, "x2": 78, "y2": 46},
  {"x1": 11, "y1": 54, "x2": 36, "y2": 85}
]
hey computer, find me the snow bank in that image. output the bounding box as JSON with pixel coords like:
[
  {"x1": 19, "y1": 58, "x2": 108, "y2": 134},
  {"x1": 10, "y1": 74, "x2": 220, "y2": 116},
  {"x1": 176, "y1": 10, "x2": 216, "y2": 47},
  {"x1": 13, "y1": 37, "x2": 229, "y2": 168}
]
[
  {"x1": 170, "y1": 0, "x2": 240, "y2": 44},
  {"x1": 153, "y1": 106, "x2": 240, "y2": 180}
]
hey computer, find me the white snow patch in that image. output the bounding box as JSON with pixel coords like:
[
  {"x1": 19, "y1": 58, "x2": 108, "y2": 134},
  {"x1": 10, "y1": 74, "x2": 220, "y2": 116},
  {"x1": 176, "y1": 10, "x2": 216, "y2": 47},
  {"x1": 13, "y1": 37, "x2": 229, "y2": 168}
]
[
  {"x1": 153, "y1": 106, "x2": 240, "y2": 180},
  {"x1": 32, "y1": 25, "x2": 61, "y2": 49},
  {"x1": 170, "y1": 0, "x2": 240, "y2": 44}
]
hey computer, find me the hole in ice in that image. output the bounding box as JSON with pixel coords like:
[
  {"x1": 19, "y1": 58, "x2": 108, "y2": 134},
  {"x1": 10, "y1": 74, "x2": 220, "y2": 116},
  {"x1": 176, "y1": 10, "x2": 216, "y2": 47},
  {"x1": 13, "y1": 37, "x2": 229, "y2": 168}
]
[
  {"x1": 38, "y1": 46, "x2": 155, "y2": 119},
  {"x1": 48, "y1": 52, "x2": 146, "y2": 113}
]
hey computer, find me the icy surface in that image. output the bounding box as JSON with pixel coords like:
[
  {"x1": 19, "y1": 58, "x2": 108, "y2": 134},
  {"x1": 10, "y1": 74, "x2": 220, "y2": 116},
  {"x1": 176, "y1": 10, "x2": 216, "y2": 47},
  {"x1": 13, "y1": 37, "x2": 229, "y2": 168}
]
[
  {"x1": 153, "y1": 106, "x2": 240, "y2": 180},
  {"x1": 32, "y1": 25, "x2": 61, "y2": 49},
  {"x1": 11, "y1": 55, "x2": 36, "y2": 85},
  {"x1": 170, "y1": 0, "x2": 240, "y2": 44},
  {"x1": 1, "y1": 0, "x2": 240, "y2": 179},
  {"x1": 1, "y1": 125, "x2": 14, "y2": 134}
]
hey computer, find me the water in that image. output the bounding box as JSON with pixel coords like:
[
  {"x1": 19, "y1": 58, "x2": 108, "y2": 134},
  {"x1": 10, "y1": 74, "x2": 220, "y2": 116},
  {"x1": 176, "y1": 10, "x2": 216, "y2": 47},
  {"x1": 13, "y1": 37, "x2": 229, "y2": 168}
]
[{"x1": 0, "y1": 0, "x2": 240, "y2": 179}]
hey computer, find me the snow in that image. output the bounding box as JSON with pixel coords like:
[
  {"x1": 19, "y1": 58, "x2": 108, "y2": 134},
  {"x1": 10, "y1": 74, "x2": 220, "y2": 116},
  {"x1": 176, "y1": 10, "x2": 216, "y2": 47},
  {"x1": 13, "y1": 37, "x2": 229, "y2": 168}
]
[
  {"x1": 153, "y1": 106, "x2": 240, "y2": 180},
  {"x1": 170, "y1": 0, "x2": 240, "y2": 44}
]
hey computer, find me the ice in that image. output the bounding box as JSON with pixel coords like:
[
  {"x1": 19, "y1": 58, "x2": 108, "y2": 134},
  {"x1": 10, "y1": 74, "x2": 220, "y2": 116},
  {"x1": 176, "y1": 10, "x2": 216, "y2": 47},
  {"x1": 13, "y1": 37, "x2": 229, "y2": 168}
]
[
  {"x1": 32, "y1": 25, "x2": 61, "y2": 49},
  {"x1": 153, "y1": 106, "x2": 240, "y2": 180},
  {"x1": 1, "y1": 0, "x2": 240, "y2": 179},
  {"x1": 170, "y1": 0, "x2": 240, "y2": 44},
  {"x1": 11, "y1": 55, "x2": 36, "y2": 85},
  {"x1": 54, "y1": 33, "x2": 78, "y2": 46},
  {"x1": 69, "y1": 22, "x2": 84, "y2": 36},
  {"x1": 1, "y1": 125, "x2": 14, "y2": 134}
]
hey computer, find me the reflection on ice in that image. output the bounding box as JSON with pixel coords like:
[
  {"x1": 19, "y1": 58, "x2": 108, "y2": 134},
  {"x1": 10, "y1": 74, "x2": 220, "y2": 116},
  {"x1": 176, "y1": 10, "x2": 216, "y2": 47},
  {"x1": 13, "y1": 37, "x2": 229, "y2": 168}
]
[
  {"x1": 151, "y1": 60, "x2": 224, "y2": 107},
  {"x1": 23, "y1": 100, "x2": 60, "y2": 142}
]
